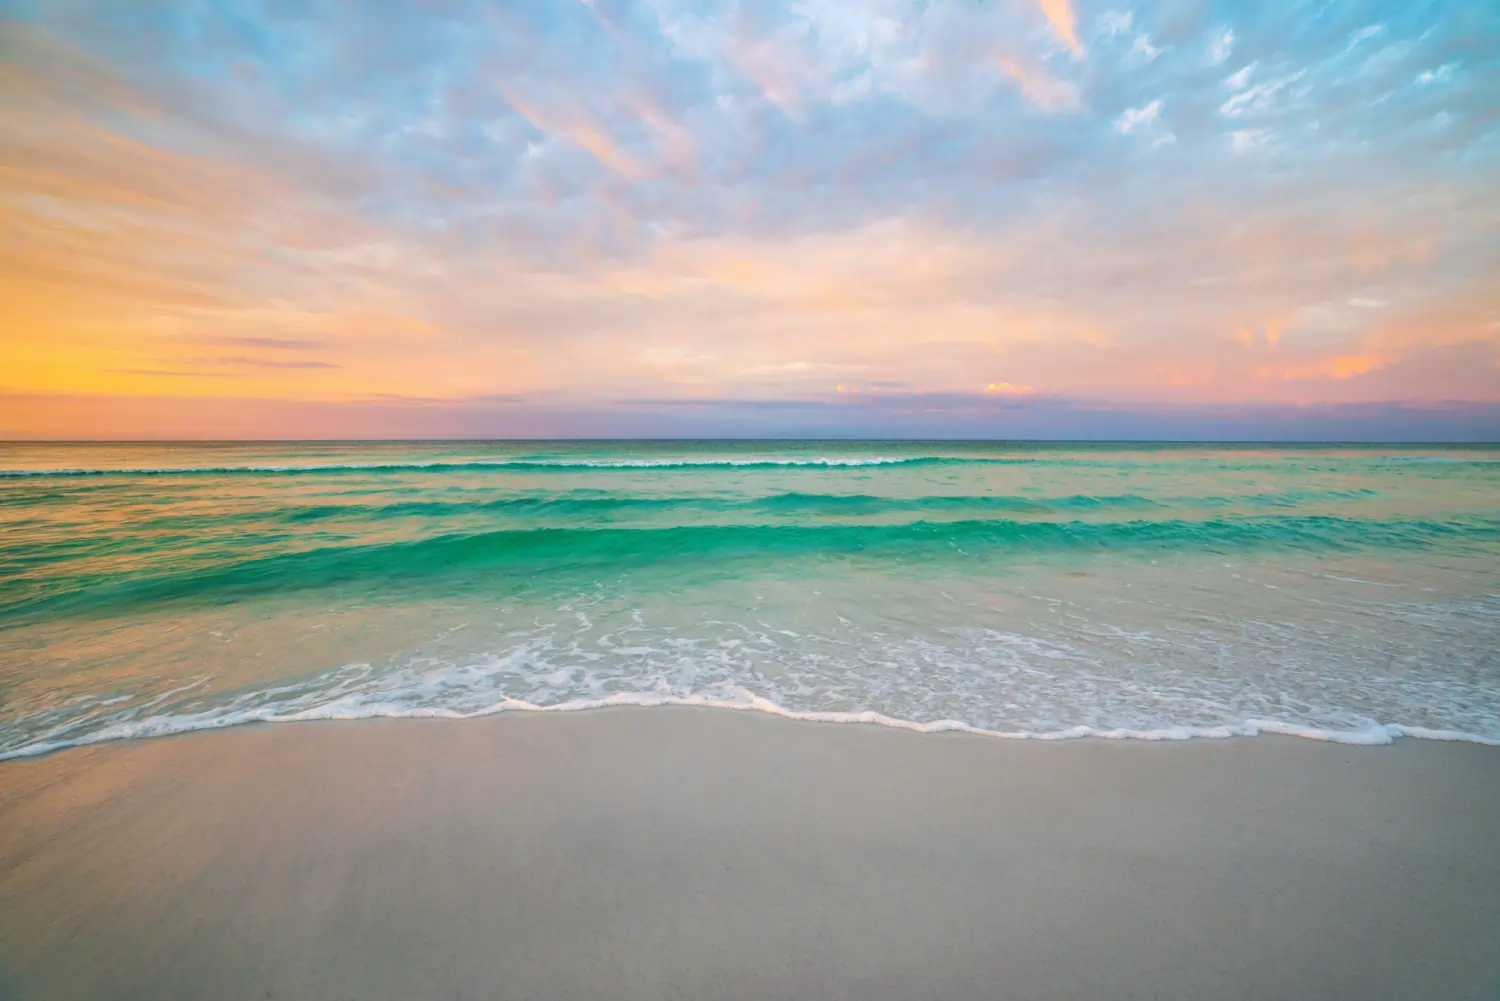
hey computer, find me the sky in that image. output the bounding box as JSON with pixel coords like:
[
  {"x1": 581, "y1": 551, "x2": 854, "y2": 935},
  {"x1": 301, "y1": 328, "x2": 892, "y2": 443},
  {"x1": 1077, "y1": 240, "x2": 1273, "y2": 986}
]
[{"x1": 1, "y1": 0, "x2": 1498, "y2": 439}]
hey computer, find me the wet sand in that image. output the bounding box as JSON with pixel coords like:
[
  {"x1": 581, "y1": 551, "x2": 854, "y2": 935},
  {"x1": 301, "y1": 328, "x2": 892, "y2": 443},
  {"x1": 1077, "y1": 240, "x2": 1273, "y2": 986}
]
[{"x1": 2, "y1": 708, "x2": 1499, "y2": 1000}]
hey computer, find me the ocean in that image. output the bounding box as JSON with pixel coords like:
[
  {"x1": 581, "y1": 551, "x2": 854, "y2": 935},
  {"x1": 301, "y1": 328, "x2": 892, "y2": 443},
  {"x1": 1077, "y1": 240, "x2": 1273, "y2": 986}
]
[{"x1": 2, "y1": 440, "x2": 1497, "y2": 757}]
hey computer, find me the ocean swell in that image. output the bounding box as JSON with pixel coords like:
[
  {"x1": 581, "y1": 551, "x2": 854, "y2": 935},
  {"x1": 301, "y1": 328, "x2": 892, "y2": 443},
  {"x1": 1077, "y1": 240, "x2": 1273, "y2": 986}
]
[{"x1": 6, "y1": 514, "x2": 1498, "y2": 622}]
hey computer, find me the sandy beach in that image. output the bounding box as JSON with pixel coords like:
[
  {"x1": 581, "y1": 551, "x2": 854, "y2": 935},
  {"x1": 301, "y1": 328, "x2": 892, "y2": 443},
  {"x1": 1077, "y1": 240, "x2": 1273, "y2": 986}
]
[{"x1": 1, "y1": 709, "x2": 1498, "y2": 1000}]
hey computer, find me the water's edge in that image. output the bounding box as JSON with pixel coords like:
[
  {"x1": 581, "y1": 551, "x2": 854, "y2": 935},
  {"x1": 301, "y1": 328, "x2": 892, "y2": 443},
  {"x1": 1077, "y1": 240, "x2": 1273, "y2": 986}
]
[{"x1": 6, "y1": 691, "x2": 1499, "y2": 762}]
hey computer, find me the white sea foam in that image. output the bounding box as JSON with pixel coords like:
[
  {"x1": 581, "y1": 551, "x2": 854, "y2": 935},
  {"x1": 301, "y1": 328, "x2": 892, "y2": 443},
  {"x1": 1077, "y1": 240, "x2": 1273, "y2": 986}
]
[
  {"x1": 4, "y1": 686, "x2": 1498, "y2": 761},
  {"x1": 6, "y1": 560, "x2": 1499, "y2": 760},
  {"x1": 0, "y1": 456, "x2": 960, "y2": 477}
]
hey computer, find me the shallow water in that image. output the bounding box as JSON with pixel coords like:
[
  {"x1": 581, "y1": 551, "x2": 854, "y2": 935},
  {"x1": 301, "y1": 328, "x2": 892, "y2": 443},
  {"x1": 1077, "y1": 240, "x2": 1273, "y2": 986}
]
[{"x1": 2, "y1": 440, "x2": 1497, "y2": 756}]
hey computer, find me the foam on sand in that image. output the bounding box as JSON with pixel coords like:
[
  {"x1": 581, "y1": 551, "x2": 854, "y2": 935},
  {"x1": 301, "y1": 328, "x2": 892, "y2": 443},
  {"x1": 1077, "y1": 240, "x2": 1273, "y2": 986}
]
[{"x1": 6, "y1": 683, "x2": 1498, "y2": 761}]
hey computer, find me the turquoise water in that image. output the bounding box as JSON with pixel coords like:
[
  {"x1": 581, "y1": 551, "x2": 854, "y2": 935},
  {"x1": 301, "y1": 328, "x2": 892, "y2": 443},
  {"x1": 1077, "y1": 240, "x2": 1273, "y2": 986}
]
[{"x1": 2, "y1": 440, "x2": 1498, "y2": 756}]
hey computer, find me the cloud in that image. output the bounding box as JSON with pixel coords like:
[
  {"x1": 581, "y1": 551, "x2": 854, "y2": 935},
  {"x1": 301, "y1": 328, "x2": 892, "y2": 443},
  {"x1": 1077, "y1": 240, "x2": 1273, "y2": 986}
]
[
  {"x1": 1345, "y1": 24, "x2": 1385, "y2": 54},
  {"x1": 109, "y1": 369, "x2": 245, "y2": 379},
  {"x1": 1099, "y1": 12, "x2": 1134, "y2": 38},
  {"x1": 191, "y1": 337, "x2": 329, "y2": 351},
  {"x1": 1416, "y1": 63, "x2": 1457, "y2": 86},
  {"x1": 1038, "y1": 0, "x2": 1084, "y2": 58},
  {"x1": 1209, "y1": 28, "x2": 1235, "y2": 64},
  {"x1": 501, "y1": 91, "x2": 650, "y2": 178},
  {"x1": 1129, "y1": 34, "x2": 1163, "y2": 63},
  {"x1": 998, "y1": 58, "x2": 1082, "y2": 113},
  {"x1": 1259, "y1": 353, "x2": 1391, "y2": 382},
  {"x1": 185, "y1": 357, "x2": 342, "y2": 370},
  {"x1": 1219, "y1": 70, "x2": 1304, "y2": 117},
  {"x1": 1229, "y1": 128, "x2": 1268, "y2": 153},
  {"x1": 726, "y1": 12, "x2": 810, "y2": 115},
  {"x1": 8, "y1": 390, "x2": 1496, "y2": 441},
  {"x1": 1225, "y1": 62, "x2": 1256, "y2": 89},
  {"x1": 1115, "y1": 99, "x2": 1162, "y2": 134}
]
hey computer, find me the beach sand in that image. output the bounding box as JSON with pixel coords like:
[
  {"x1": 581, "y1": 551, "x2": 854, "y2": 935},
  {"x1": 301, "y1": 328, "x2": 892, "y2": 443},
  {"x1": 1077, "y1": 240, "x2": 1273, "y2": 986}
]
[{"x1": 2, "y1": 708, "x2": 1498, "y2": 1000}]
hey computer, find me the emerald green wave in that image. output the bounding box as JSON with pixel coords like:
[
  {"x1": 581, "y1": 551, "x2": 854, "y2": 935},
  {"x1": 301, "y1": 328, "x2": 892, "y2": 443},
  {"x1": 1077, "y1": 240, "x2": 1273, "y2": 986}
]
[{"x1": 4, "y1": 514, "x2": 1497, "y2": 625}]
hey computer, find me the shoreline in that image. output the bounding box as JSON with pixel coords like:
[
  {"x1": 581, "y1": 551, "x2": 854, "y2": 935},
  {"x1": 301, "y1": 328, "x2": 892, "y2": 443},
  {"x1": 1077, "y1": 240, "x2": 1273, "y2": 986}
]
[
  {"x1": 7, "y1": 695, "x2": 1499, "y2": 762},
  {"x1": 3, "y1": 707, "x2": 1500, "y2": 1000}
]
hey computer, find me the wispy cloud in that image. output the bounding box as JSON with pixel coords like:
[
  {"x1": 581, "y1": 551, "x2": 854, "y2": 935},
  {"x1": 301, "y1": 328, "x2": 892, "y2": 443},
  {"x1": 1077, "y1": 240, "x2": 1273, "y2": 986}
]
[
  {"x1": 1209, "y1": 28, "x2": 1235, "y2": 64},
  {"x1": 186, "y1": 357, "x2": 342, "y2": 370},
  {"x1": 1115, "y1": 99, "x2": 1162, "y2": 133},
  {"x1": 998, "y1": 58, "x2": 1082, "y2": 113},
  {"x1": 1039, "y1": 0, "x2": 1084, "y2": 57},
  {"x1": 191, "y1": 337, "x2": 329, "y2": 351}
]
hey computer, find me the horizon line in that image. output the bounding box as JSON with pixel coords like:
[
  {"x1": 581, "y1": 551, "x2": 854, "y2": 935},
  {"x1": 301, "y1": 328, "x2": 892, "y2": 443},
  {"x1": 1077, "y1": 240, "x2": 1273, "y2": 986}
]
[{"x1": 4, "y1": 438, "x2": 1498, "y2": 446}]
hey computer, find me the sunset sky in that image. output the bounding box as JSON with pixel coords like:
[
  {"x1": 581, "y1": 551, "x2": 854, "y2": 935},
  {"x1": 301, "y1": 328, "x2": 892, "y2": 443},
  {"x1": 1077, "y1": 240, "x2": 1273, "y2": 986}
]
[{"x1": 2, "y1": 0, "x2": 1497, "y2": 439}]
